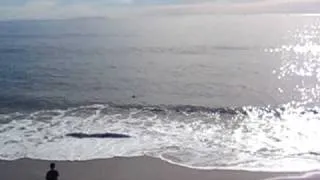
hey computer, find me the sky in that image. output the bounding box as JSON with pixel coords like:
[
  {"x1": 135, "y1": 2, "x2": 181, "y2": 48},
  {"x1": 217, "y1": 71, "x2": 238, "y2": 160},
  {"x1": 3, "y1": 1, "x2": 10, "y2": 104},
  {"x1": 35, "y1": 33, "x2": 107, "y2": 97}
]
[{"x1": 0, "y1": 0, "x2": 320, "y2": 20}]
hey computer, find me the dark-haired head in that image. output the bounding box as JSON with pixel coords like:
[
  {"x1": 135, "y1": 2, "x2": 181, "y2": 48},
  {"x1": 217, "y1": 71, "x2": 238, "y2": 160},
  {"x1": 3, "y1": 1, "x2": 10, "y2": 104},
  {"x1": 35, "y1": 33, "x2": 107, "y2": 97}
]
[{"x1": 50, "y1": 163, "x2": 55, "y2": 169}]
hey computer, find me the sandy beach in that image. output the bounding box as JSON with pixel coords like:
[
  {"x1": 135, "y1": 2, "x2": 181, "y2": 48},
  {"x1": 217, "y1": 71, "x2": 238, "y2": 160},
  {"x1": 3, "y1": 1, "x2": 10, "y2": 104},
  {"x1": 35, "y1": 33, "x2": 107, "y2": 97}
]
[{"x1": 0, "y1": 156, "x2": 300, "y2": 180}]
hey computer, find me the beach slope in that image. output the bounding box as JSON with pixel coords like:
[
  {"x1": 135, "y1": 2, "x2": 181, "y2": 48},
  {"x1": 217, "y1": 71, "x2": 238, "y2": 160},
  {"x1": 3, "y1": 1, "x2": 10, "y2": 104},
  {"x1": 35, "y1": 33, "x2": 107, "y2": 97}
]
[{"x1": 0, "y1": 156, "x2": 298, "y2": 180}]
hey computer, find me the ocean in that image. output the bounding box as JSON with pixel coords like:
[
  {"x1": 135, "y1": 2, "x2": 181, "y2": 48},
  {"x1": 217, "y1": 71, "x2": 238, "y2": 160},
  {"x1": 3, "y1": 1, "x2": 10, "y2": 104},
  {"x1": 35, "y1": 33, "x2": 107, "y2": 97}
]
[{"x1": 1, "y1": 14, "x2": 320, "y2": 172}]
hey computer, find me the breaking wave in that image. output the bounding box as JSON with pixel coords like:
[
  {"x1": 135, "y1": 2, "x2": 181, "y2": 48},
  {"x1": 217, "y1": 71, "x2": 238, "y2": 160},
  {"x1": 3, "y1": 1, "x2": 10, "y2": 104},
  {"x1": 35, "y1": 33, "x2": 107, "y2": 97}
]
[{"x1": 1, "y1": 103, "x2": 320, "y2": 172}]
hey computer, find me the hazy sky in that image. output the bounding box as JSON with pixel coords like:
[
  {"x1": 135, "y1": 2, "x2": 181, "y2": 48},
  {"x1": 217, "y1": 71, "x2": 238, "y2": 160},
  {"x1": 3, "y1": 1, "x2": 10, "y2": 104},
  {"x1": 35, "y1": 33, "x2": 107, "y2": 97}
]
[{"x1": 0, "y1": 0, "x2": 320, "y2": 20}]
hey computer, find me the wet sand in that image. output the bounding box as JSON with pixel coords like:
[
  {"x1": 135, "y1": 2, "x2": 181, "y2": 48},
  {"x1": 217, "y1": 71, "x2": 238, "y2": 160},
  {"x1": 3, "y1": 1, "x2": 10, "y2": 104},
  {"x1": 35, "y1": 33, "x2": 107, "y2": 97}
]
[{"x1": 0, "y1": 156, "x2": 302, "y2": 180}]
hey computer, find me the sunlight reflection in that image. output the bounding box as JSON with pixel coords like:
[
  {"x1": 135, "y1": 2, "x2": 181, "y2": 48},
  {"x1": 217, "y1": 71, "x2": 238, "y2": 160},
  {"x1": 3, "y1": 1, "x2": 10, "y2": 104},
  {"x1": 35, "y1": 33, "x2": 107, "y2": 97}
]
[{"x1": 266, "y1": 18, "x2": 320, "y2": 105}]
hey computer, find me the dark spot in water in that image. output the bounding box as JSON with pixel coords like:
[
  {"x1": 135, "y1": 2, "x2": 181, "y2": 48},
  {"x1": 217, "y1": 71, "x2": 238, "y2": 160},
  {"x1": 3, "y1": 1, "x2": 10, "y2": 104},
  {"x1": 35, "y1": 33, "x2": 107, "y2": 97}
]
[
  {"x1": 309, "y1": 151, "x2": 320, "y2": 156},
  {"x1": 309, "y1": 109, "x2": 318, "y2": 114},
  {"x1": 66, "y1": 132, "x2": 131, "y2": 139},
  {"x1": 279, "y1": 107, "x2": 285, "y2": 111},
  {"x1": 148, "y1": 108, "x2": 165, "y2": 113}
]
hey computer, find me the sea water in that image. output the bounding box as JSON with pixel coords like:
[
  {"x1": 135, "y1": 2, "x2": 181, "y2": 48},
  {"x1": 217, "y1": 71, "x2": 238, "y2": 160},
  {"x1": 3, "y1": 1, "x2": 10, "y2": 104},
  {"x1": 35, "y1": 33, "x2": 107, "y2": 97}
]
[{"x1": 1, "y1": 14, "x2": 320, "y2": 172}]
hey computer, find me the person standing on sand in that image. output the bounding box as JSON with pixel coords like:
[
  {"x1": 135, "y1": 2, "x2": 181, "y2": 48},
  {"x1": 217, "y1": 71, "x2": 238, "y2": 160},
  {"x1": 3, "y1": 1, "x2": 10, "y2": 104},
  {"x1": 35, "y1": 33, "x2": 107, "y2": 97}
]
[{"x1": 46, "y1": 163, "x2": 59, "y2": 180}]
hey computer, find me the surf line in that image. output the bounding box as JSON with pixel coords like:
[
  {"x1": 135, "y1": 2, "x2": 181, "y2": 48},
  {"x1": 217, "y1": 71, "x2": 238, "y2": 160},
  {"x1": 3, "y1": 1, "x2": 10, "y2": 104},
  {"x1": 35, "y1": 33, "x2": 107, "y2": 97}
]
[{"x1": 263, "y1": 171, "x2": 320, "y2": 180}]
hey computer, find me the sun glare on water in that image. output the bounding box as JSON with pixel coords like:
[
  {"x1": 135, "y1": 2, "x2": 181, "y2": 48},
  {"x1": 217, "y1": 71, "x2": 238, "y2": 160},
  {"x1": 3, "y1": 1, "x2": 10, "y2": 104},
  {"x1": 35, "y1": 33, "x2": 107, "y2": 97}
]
[{"x1": 266, "y1": 18, "x2": 320, "y2": 106}]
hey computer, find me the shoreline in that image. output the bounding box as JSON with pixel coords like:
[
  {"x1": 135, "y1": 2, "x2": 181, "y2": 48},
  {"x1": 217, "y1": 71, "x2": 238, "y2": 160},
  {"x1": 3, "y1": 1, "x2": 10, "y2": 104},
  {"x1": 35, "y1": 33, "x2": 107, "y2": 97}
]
[{"x1": 0, "y1": 156, "x2": 302, "y2": 180}]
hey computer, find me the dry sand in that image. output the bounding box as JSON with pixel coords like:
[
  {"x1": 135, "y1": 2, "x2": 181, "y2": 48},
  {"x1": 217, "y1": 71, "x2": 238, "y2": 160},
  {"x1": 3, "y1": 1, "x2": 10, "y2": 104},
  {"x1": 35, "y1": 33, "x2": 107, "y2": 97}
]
[{"x1": 0, "y1": 156, "x2": 300, "y2": 180}]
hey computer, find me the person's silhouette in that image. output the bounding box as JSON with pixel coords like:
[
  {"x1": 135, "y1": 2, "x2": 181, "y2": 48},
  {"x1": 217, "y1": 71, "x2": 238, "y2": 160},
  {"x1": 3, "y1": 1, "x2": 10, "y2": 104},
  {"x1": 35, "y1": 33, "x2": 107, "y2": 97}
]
[{"x1": 46, "y1": 163, "x2": 59, "y2": 180}]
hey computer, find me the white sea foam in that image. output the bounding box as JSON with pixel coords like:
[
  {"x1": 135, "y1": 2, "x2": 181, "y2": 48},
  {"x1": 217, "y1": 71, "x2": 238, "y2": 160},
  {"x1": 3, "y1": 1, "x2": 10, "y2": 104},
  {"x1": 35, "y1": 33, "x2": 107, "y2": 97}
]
[{"x1": 1, "y1": 104, "x2": 320, "y2": 172}]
